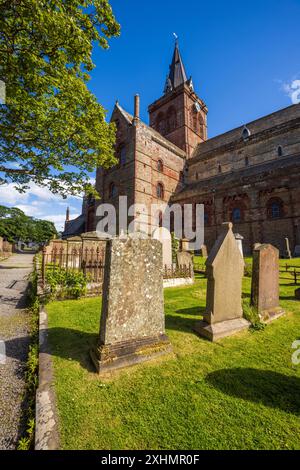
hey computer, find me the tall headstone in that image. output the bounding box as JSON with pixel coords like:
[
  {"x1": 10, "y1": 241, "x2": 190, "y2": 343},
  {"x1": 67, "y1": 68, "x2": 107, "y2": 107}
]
[
  {"x1": 90, "y1": 236, "x2": 172, "y2": 374},
  {"x1": 251, "y1": 243, "x2": 284, "y2": 322},
  {"x1": 152, "y1": 227, "x2": 172, "y2": 268},
  {"x1": 194, "y1": 222, "x2": 250, "y2": 341},
  {"x1": 284, "y1": 238, "x2": 292, "y2": 259}
]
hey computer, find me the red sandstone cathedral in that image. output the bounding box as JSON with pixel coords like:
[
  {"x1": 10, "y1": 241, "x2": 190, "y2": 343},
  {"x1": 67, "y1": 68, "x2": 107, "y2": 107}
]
[{"x1": 64, "y1": 41, "x2": 300, "y2": 255}]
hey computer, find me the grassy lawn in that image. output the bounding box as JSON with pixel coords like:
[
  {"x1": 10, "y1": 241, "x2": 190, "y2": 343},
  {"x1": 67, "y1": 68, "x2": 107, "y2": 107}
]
[{"x1": 47, "y1": 258, "x2": 300, "y2": 450}]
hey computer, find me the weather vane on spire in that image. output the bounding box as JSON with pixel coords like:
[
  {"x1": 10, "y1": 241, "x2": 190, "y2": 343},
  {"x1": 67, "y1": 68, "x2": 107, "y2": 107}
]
[{"x1": 173, "y1": 32, "x2": 178, "y2": 43}]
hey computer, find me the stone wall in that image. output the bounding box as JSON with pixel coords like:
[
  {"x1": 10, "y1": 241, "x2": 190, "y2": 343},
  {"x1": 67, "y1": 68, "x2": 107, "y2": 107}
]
[{"x1": 173, "y1": 104, "x2": 300, "y2": 255}]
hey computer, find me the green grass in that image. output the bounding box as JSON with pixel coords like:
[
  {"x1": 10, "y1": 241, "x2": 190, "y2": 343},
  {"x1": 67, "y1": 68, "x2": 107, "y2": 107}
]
[{"x1": 47, "y1": 260, "x2": 300, "y2": 450}]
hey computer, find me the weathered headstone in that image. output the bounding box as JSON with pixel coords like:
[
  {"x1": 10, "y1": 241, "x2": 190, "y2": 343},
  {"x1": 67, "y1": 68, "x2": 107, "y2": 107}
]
[
  {"x1": 294, "y1": 245, "x2": 300, "y2": 257},
  {"x1": 295, "y1": 288, "x2": 300, "y2": 300},
  {"x1": 90, "y1": 236, "x2": 172, "y2": 374},
  {"x1": 152, "y1": 227, "x2": 172, "y2": 268},
  {"x1": 194, "y1": 222, "x2": 250, "y2": 341},
  {"x1": 251, "y1": 244, "x2": 284, "y2": 322},
  {"x1": 200, "y1": 244, "x2": 208, "y2": 258},
  {"x1": 234, "y1": 233, "x2": 244, "y2": 258},
  {"x1": 284, "y1": 238, "x2": 292, "y2": 259},
  {"x1": 176, "y1": 250, "x2": 193, "y2": 270}
]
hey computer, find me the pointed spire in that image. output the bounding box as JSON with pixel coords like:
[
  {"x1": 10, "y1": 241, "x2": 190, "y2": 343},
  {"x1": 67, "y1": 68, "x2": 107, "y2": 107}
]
[{"x1": 164, "y1": 40, "x2": 188, "y2": 94}]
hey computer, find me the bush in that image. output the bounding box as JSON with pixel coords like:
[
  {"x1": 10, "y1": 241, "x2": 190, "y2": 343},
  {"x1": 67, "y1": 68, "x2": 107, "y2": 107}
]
[
  {"x1": 46, "y1": 267, "x2": 88, "y2": 299},
  {"x1": 242, "y1": 299, "x2": 266, "y2": 331}
]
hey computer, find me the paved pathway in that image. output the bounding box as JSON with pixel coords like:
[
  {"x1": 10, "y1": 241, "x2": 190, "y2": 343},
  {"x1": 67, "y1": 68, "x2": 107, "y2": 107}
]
[{"x1": 0, "y1": 253, "x2": 34, "y2": 449}]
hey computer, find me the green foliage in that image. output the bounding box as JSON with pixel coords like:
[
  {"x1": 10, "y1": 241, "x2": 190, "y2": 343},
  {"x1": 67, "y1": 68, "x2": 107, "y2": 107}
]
[
  {"x1": 244, "y1": 262, "x2": 253, "y2": 278},
  {"x1": 0, "y1": 204, "x2": 57, "y2": 242},
  {"x1": 242, "y1": 299, "x2": 266, "y2": 331},
  {"x1": 46, "y1": 266, "x2": 88, "y2": 299},
  {"x1": 0, "y1": 1, "x2": 120, "y2": 196},
  {"x1": 18, "y1": 259, "x2": 39, "y2": 450},
  {"x1": 171, "y1": 232, "x2": 179, "y2": 262}
]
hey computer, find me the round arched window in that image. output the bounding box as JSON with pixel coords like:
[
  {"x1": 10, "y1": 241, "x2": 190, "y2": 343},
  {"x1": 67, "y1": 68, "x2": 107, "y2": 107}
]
[
  {"x1": 267, "y1": 198, "x2": 283, "y2": 219},
  {"x1": 156, "y1": 183, "x2": 164, "y2": 199},
  {"x1": 232, "y1": 207, "x2": 242, "y2": 222},
  {"x1": 157, "y1": 159, "x2": 163, "y2": 173},
  {"x1": 271, "y1": 202, "x2": 281, "y2": 219}
]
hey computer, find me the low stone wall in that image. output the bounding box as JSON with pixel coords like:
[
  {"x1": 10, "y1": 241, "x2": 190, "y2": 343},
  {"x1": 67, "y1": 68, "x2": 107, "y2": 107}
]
[{"x1": 163, "y1": 277, "x2": 194, "y2": 288}]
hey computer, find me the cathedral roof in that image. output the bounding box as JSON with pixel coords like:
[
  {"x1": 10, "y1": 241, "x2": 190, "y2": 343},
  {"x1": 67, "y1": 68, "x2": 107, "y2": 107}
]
[{"x1": 164, "y1": 41, "x2": 188, "y2": 94}]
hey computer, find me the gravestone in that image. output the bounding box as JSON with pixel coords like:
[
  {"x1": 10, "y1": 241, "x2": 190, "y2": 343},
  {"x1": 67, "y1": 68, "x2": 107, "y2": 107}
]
[
  {"x1": 176, "y1": 250, "x2": 193, "y2": 269},
  {"x1": 200, "y1": 244, "x2": 208, "y2": 258},
  {"x1": 234, "y1": 233, "x2": 244, "y2": 258},
  {"x1": 295, "y1": 288, "x2": 300, "y2": 300},
  {"x1": 152, "y1": 227, "x2": 172, "y2": 268},
  {"x1": 294, "y1": 245, "x2": 300, "y2": 257},
  {"x1": 194, "y1": 222, "x2": 250, "y2": 341},
  {"x1": 284, "y1": 238, "x2": 292, "y2": 259},
  {"x1": 251, "y1": 244, "x2": 284, "y2": 322},
  {"x1": 90, "y1": 236, "x2": 172, "y2": 374}
]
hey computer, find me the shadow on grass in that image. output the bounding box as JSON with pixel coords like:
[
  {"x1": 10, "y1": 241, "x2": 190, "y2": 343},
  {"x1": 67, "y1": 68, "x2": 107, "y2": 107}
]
[
  {"x1": 206, "y1": 368, "x2": 300, "y2": 416},
  {"x1": 47, "y1": 327, "x2": 98, "y2": 373},
  {"x1": 165, "y1": 310, "x2": 204, "y2": 334}
]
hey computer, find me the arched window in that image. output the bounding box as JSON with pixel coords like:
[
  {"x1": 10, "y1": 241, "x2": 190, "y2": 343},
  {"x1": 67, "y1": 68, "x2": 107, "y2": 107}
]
[
  {"x1": 157, "y1": 159, "x2": 163, "y2": 172},
  {"x1": 156, "y1": 112, "x2": 165, "y2": 135},
  {"x1": 232, "y1": 207, "x2": 242, "y2": 222},
  {"x1": 156, "y1": 182, "x2": 164, "y2": 199},
  {"x1": 267, "y1": 198, "x2": 283, "y2": 219},
  {"x1": 278, "y1": 145, "x2": 283, "y2": 157},
  {"x1": 120, "y1": 146, "x2": 126, "y2": 165},
  {"x1": 245, "y1": 156, "x2": 249, "y2": 166},
  {"x1": 109, "y1": 182, "x2": 117, "y2": 198},
  {"x1": 166, "y1": 106, "x2": 177, "y2": 133}
]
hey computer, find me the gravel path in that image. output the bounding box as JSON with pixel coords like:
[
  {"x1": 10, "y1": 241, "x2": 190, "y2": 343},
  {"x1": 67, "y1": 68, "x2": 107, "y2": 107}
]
[{"x1": 0, "y1": 254, "x2": 34, "y2": 450}]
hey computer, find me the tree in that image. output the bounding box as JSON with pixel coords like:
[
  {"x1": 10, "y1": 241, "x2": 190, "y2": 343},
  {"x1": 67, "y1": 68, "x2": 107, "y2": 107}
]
[
  {"x1": 0, "y1": 204, "x2": 57, "y2": 242},
  {"x1": 0, "y1": 1, "x2": 120, "y2": 197}
]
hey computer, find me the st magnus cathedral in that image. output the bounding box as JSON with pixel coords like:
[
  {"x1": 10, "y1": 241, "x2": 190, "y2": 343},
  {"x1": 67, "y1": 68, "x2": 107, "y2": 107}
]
[{"x1": 63, "y1": 41, "x2": 300, "y2": 255}]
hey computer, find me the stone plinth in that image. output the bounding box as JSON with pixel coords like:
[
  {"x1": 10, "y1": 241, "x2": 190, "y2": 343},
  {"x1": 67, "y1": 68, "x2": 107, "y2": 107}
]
[
  {"x1": 251, "y1": 243, "x2": 284, "y2": 322},
  {"x1": 194, "y1": 222, "x2": 250, "y2": 341},
  {"x1": 90, "y1": 236, "x2": 172, "y2": 374}
]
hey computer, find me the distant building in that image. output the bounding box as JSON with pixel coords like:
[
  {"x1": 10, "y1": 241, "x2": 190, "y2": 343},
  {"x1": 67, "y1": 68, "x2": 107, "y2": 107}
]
[{"x1": 65, "y1": 41, "x2": 300, "y2": 255}]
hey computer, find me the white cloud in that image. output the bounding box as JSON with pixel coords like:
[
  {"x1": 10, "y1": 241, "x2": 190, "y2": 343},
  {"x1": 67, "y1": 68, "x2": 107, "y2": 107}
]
[
  {"x1": 0, "y1": 182, "x2": 83, "y2": 231},
  {"x1": 282, "y1": 79, "x2": 300, "y2": 104}
]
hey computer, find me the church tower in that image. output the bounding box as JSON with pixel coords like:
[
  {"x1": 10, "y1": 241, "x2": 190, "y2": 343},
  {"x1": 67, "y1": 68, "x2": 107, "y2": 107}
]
[{"x1": 148, "y1": 40, "x2": 208, "y2": 157}]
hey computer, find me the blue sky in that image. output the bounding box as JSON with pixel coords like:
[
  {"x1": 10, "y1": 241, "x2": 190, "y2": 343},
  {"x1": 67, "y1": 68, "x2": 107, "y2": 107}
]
[{"x1": 1, "y1": 0, "x2": 300, "y2": 230}]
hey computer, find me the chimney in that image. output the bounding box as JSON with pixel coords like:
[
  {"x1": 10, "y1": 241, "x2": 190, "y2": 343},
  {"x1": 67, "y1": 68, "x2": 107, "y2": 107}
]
[
  {"x1": 133, "y1": 94, "x2": 140, "y2": 121},
  {"x1": 66, "y1": 206, "x2": 70, "y2": 222}
]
